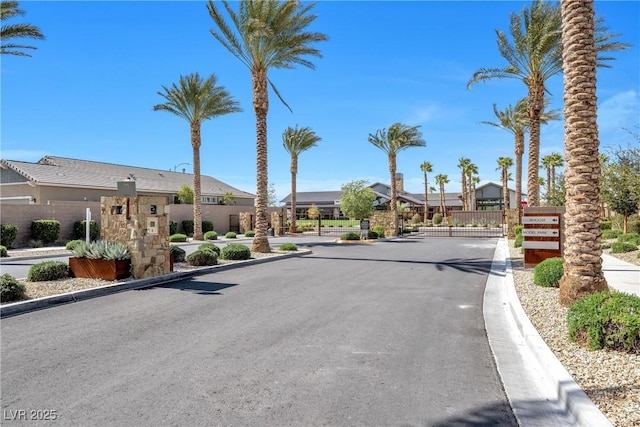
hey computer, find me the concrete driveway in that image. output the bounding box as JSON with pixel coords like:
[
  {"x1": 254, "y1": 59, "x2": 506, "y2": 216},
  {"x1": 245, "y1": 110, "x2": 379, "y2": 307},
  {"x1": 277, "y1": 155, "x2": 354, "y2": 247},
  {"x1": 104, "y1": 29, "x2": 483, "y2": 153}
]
[{"x1": 1, "y1": 237, "x2": 516, "y2": 426}]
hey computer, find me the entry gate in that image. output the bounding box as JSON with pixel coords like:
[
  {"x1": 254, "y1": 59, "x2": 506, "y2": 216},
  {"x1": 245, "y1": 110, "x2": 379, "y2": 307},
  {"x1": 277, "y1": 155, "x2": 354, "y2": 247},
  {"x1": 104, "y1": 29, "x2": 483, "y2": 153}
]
[{"x1": 409, "y1": 210, "x2": 506, "y2": 238}]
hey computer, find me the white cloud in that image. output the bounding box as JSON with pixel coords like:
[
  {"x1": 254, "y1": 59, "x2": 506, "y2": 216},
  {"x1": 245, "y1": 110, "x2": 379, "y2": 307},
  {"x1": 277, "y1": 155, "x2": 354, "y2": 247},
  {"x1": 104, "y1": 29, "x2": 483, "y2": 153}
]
[{"x1": 598, "y1": 90, "x2": 640, "y2": 133}]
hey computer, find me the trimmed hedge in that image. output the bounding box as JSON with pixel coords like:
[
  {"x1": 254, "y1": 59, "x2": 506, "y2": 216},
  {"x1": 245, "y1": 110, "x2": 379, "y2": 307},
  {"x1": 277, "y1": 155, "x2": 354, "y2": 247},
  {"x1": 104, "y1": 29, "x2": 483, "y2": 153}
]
[
  {"x1": 368, "y1": 231, "x2": 379, "y2": 239},
  {"x1": 204, "y1": 231, "x2": 218, "y2": 240},
  {"x1": 181, "y1": 220, "x2": 214, "y2": 236},
  {"x1": 341, "y1": 231, "x2": 361, "y2": 241},
  {"x1": 611, "y1": 242, "x2": 638, "y2": 253},
  {"x1": 31, "y1": 220, "x2": 60, "y2": 244},
  {"x1": 244, "y1": 230, "x2": 256, "y2": 237},
  {"x1": 602, "y1": 229, "x2": 622, "y2": 240},
  {"x1": 169, "y1": 245, "x2": 186, "y2": 263},
  {"x1": 186, "y1": 249, "x2": 218, "y2": 266},
  {"x1": 279, "y1": 243, "x2": 298, "y2": 251},
  {"x1": 618, "y1": 233, "x2": 640, "y2": 247},
  {"x1": 73, "y1": 220, "x2": 100, "y2": 241},
  {"x1": 1, "y1": 274, "x2": 26, "y2": 303},
  {"x1": 0, "y1": 224, "x2": 18, "y2": 248},
  {"x1": 65, "y1": 240, "x2": 85, "y2": 251},
  {"x1": 372, "y1": 225, "x2": 385, "y2": 237},
  {"x1": 220, "y1": 243, "x2": 251, "y2": 260},
  {"x1": 170, "y1": 221, "x2": 178, "y2": 236},
  {"x1": 225, "y1": 232, "x2": 237, "y2": 239},
  {"x1": 533, "y1": 257, "x2": 564, "y2": 288},
  {"x1": 0, "y1": 245, "x2": 7, "y2": 257},
  {"x1": 198, "y1": 243, "x2": 221, "y2": 256},
  {"x1": 169, "y1": 233, "x2": 188, "y2": 243},
  {"x1": 27, "y1": 261, "x2": 70, "y2": 282}
]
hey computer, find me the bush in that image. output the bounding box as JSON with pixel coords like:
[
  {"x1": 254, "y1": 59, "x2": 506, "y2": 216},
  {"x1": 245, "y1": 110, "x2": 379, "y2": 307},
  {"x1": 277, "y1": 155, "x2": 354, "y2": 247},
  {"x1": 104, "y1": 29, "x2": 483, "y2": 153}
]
[
  {"x1": 514, "y1": 225, "x2": 523, "y2": 236},
  {"x1": 568, "y1": 291, "x2": 640, "y2": 353},
  {"x1": 31, "y1": 220, "x2": 60, "y2": 244},
  {"x1": 244, "y1": 230, "x2": 256, "y2": 237},
  {"x1": 279, "y1": 243, "x2": 298, "y2": 251},
  {"x1": 0, "y1": 224, "x2": 18, "y2": 248},
  {"x1": 198, "y1": 243, "x2": 221, "y2": 256},
  {"x1": 169, "y1": 221, "x2": 178, "y2": 235},
  {"x1": 186, "y1": 249, "x2": 218, "y2": 266},
  {"x1": 514, "y1": 234, "x2": 523, "y2": 248},
  {"x1": 411, "y1": 214, "x2": 421, "y2": 225},
  {"x1": 27, "y1": 261, "x2": 70, "y2": 282},
  {"x1": 220, "y1": 243, "x2": 251, "y2": 260},
  {"x1": 225, "y1": 232, "x2": 237, "y2": 239},
  {"x1": 433, "y1": 213, "x2": 443, "y2": 226},
  {"x1": 203, "y1": 220, "x2": 214, "y2": 233},
  {"x1": 0, "y1": 245, "x2": 6, "y2": 257},
  {"x1": 340, "y1": 232, "x2": 361, "y2": 241},
  {"x1": 169, "y1": 245, "x2": 186, "y2": 263},
  {"x1": 533, "y1": 257, "x2": 564, "y2": 288},
  {"x1": 600, "y1": 220, "x2": 612, "y2": 230},
  {"x1": 169, "y1": 233, "x2": 187, "y2": 243},
  {"x1": 368, "y1": 231, "x2": 379, "y2": 239},
  {"x1": 73, "y1": 220, "x2": 100, "y2": 241},
  {"x1": 0, "y1": 274, "x2": 26, "y2": 303},
  {"x1": 618, "y1": 233, "x2": 640, "y2": 247},
  {"x1": 372, "y1": 225, "x2": 385, "y2": 237},
  {"x1": 611, "y1": 242, "x2": 638, "y2": 253},
  {"x1": 182, "y1": 220, "x2": 194, "y2": 236},
  {"x1": 29, "y1": 239, "x2": 44, "y2": 248},
  {"x1": 65, "y1": 240, "x2": 85, "y2": 251},
  {"x1": 612, "y1": 214, "x2": 639, "y2": 234},
  {"x1": 204, "y1": 231, "x2": 218, "y2": 240},
  {"x1": 602, "y1": 229, "x2": 622, "y2": 240}
]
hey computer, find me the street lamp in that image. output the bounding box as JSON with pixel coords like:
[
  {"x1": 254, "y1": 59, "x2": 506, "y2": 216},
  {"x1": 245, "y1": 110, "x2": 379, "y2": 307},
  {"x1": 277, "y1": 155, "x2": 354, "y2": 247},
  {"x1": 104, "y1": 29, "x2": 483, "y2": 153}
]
[{"x1": 172, "y1": 163, "x2": 190, "y2": 172}]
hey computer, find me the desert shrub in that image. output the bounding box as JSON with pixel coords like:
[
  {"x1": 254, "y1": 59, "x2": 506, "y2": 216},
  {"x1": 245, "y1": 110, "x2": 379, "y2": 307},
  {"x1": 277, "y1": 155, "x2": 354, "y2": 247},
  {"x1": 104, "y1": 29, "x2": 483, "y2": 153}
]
[
  {"x1": 29, "y1": 239, "x2": 44, "y2": 248},
  {"x1": 186, "y1": 249, "x2": 218, "y2": 266},
  {"x1": 279, "y1": 243, "x2": 298, "y2": 251},
  {"x1": 220, "y1": 243, "x2": 251, "y2": 260},
  {"x1": 27, "y1": 261, "x2": 70, "y2": 282},
  {"x1": 600, "y1": 220, "x2": 612, "y2": 230},
  {"x1": 169, "y1": 221, "x2": 178, "y2": 235},
  {"x1": 411, "y1": 214, "x2": 421, "y2": 225},
  {"x1": 1, "y1": 274, "x2": 26, "y2": 303},
  {"x1": 433, "y1": 213, "x2": 443, "y2": 226},
  {"x1": 611, "y1": 242, "x2": 638, "y2": 253},
  {"x1": 244, "y1": 230, "x2": 256, "y2": 237},
  {"x1": 198, "y1": 243, "x2": 221, "y2": 256},
  {"x1": 225, "y1": 232, "x2": 237, "y2": 239},
  {"x1": 169, "y1": 245, "x2": 186, "y2": 263},
  {"x1": 31, "y1": 220, "x2": 60, "y2": 244},
  {"x1": 533, "y1": 257, "x2": 564, "y2": 288},
  {"x1": 568, "y1": 291, "x2": 640, "y2": 353},
  {"x1": 602, "y1": 229, "x2": 622, "y2": 240},
  {"x1": 182, "y1": 220, "x2": 194, "y2": 235},
  {"x1": 514, "y1": 234, "x2": 523, "y2": 248},
  {"x1": 204, "y1": 231, "x2": 218, "y2": 240},
  {"x1": 72, "y1": 220, "x2": 100, "y2": 241},
  {"x1": 341, "y1": 231, "x2": 361, "y2": 241},
  {"x1": 1, "y1": 224, "x2": 18, "y2": 248},
  {"x1": 65, "y1": 239, "x2": 85, "y2": 251},
  {"x1": 0, "y1": 246, "x2": 6, "y2": 257},
  {"x1": 372, "y1": 225, "x2": 385, "y2": 237},
  {"x1": 368, "y1": 230, "x2": 379, "y2": 239},
  {"x1": 514, "y1": 225, "x2": 524, "y2": 236},
  {"x1": 618, "y1": 233, "x2": 640, "y2": 247},
  {"x1": 169, "y1": 233, "x2": 187, "y2": 243},
  {"x1": 203, "y1": 220, "x2": 214, "y2": 233}
]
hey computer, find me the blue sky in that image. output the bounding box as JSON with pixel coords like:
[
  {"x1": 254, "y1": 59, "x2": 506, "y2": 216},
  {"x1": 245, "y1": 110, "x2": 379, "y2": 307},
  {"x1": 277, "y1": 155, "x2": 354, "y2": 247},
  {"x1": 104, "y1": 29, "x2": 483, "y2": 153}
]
[{"x1": 2, "y1": 1, "x2": 639, "y2": 203}]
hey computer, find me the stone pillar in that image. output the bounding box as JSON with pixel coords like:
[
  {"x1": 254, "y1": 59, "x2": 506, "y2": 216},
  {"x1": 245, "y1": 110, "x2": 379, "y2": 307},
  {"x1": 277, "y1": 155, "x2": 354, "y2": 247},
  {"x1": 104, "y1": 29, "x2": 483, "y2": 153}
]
[
  {"x1": 239, "y1": 212, "x2": 253, "y2": 234},
  {"x1": 270, "y1": 211, "x2": 283, "y2": 236},
  {"x1": 371, "y1": 211, "x2": 395, "y2": 237}
]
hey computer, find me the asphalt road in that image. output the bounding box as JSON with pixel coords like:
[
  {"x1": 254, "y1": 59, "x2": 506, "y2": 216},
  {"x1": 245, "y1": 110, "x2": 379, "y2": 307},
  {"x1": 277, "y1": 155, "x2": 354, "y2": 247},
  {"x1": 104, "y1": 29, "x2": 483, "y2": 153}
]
[{"x1": 1, "y1": 237, "x2": 516, "y2": 426}]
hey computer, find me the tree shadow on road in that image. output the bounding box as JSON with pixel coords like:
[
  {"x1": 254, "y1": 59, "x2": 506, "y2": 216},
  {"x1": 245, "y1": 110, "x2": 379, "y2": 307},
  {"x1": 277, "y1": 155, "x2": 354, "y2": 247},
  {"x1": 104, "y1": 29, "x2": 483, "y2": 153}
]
[{"x1": 139, "y1": 278, "x2": 237, "y2": 296}]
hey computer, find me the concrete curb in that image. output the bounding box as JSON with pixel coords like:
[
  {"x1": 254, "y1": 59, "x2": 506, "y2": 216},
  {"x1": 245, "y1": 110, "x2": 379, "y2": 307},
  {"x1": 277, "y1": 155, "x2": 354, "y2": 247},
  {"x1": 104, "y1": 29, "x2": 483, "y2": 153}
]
[
  {"x1": 485, "y1": 238, "x2": 612, "y2": 427},
  {"x1": 1, "y1": 250, "x2": 310, "y2": 318}
]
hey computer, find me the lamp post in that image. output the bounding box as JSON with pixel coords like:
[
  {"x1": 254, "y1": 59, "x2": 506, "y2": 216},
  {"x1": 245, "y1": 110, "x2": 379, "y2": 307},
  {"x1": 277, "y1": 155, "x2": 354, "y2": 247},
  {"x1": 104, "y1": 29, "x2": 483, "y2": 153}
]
[{"x1": 172, "y1": 163, "x2": 190, "y2": 172}]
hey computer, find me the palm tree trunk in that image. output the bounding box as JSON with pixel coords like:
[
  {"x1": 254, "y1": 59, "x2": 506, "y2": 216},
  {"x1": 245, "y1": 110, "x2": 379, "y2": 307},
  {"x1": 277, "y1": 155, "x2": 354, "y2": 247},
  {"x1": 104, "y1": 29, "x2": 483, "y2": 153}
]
[
  {"x1": 515, "y1": 131, "x2": 524, "y2": 220},
  {"x1": 527, "y1": 82, "x2": 545, "y2": 207},
  {"x1": 502, "y1": 169, "x2": 509, "y2": 211},
  {"x1": 546, "y1": 167, "x2": 552, "y2": 201},
  {"x1": 191, "y1": 123, "x2": 203, "y2": 241},
  {"x1": 289, "y1": 156, "x2": 298, "y2": 233},
  {"x1": 423, "y1": 171, "x2": 428, "y2": 223},
  {"x1": 439, "y1": 184, "x2": 445, "y2": 217},
  {"x1": 389, "y1": 153, "x2": 398, "y2": 236},
  {"x1": 251, "y1": 67, "x2": 271, "y2": 253},
  {"x1": 460, "y1": 172, "x2": 467, "y2": 211},
  {"x1": 559, "y1": 0, "x2": 607, "y2": 306}
]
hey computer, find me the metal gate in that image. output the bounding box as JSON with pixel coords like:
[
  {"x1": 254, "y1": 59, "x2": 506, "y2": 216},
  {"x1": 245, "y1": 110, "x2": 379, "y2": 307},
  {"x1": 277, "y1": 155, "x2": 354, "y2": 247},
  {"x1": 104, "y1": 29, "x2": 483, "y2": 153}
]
[{"x1": 407, "y1": 210, "x2": 506, "y2": 238}]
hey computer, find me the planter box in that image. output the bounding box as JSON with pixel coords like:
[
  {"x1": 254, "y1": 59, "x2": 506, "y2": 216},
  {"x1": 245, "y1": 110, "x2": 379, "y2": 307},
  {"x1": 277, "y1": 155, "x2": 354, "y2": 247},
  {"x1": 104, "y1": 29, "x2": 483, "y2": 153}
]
[{"x1": 69, "y1": 258, "x2": 131, "y2": 281}]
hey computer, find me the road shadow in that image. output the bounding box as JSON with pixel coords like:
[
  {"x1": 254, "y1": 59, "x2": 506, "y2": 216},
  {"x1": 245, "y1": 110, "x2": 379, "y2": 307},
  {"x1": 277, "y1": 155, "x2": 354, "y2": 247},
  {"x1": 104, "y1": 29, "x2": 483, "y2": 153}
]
[
  {"x1": 430, "y1": 398, "x2": 558, "y2": 426},
  {"x1": 138, "y1": 278, "x2": 237, "y2": 296}
]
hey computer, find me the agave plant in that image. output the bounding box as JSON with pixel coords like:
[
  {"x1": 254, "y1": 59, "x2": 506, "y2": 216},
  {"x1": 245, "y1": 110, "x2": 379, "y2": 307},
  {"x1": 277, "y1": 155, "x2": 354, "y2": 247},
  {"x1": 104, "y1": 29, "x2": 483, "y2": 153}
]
[
  {"x1": 71, "y1": 241, "x2": 90, "y2": 258},
  {"x1": 104, "y1": 242, "x2": 130, "y2": 260},
  {"x1": 86, "y1": 240, "x2": 108, "y2": 259}
]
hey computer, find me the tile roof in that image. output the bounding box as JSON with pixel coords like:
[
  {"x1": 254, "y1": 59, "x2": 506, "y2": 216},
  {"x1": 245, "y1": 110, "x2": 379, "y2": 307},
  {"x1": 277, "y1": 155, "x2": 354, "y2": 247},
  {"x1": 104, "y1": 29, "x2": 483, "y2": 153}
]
[{"x1": 0, "y1": 156, "x2": 255, "y2": 198}]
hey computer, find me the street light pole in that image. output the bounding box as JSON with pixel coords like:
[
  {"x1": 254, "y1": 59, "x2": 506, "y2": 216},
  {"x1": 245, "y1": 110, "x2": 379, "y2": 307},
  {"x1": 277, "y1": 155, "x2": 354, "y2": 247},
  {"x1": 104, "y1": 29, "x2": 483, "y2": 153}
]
[{"x1": 173, "y1": 163, "x2": 190, "y2": 172}]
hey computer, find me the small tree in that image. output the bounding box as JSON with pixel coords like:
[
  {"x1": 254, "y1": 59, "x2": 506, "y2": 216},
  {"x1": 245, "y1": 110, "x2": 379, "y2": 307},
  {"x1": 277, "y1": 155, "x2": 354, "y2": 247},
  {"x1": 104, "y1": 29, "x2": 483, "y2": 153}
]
[
  {"x1": 307, "y1": 204, "x2": 320, "y2": 220},
  {"x1": 340, "y1": 180, "x2": 376, "y2": 220},
  {"x1": 601, "y1": 148, "x2": 640, "y2": 233},
  {"x1": 221, "y1": 192, "x2": 236, "y2": 206},
  {"x1": 177, "y1": 184, "x2": 194, "y2": 204}
]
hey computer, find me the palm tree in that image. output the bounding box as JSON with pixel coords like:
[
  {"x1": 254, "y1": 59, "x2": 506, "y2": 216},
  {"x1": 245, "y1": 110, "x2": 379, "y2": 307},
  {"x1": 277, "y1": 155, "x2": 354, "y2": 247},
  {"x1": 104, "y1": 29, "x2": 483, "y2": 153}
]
[
  {"x1": 466, "y1": 162, "x2": 479, "y2": 210},
  {"x1": 559, "y1": 0, "x2": 607, "y2": 306},
  {"x1": 457, "y1": 157, "x2": 471, "y2": 210},
  {"x1": 1, "y1": 1, "x2": 45, "y2": 57},
  {"x1": 420, "y1": 161, "x2": 433, "y2": 222},
  {"x1": 208, "y1": 0, "x2": 328, "y2": 252},
  {"x1": 282, "y1": 125, "x2": 321, "y2": 233},
  {"x1": 435, "y1": 174, "x2": 449, "y2": 219},
  {"x1": 468, "y1": 0, "x2": 628, "y2": 207},
  {"x1": 368, "y1": 123, "x2": 426, "y2": 236},
  {"x1": 496, "y1": 157, "x2": 514, "y2": 211},
  {"x1": 549, "y1": 152, "x2": 564, "y2": 189},
  {"x1": 541, "y1": 154, "x2": 554, "y2": 201},
  {"x1": 153, "y1": 73, "x2": 241, "y2": 240}
]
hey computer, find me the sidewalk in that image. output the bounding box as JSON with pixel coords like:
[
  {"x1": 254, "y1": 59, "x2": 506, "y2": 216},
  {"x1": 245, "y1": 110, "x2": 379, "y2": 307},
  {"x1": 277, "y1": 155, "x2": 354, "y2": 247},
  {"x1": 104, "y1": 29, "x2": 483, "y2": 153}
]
[{"x1": 601, "y1": 252, "x2": 640, "y2": 297}]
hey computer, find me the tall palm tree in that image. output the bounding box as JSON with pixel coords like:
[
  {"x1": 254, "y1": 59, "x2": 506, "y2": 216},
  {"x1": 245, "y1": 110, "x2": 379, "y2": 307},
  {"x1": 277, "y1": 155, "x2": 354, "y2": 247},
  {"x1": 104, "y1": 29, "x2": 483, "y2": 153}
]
[
  {"x1": 208, "y1": 0, "x2": 328, "y2": 252},
  {"x1": 466, "y1": 162, "x2": 479, "y2": 210},
  {"x1": 368, "y1": 123, "x2": 426, "y2": 236},
  {"x1": 420, "y1": 161, "x2": 433, "y2": 223},
  {"x1": 435, "y1": 174, "x2": 449, "y2": 218},
  {"x1": 549, "y1": 152, "x2": 564, "y2": 189},
  {"x1": 468, "y1": 0, "x2": 628, "y2": 207},
  {"x1": 496, "y1": 157, "x2": 514, "y2": 210},
  {"x1": 559, "y1": 0, "x2": 607, "y2": 306},
  {"x1": 153, "y1": 73, "x2": 241, "y2": 240},
  {"x1": 457, "y1": 157, "x2": 471, "y2": 210},
  {"x1": 541, "y1": 154, "x2": 554, "y2": 201},
  {"x1": 1, "y1": 0, "x2": 45, "y2": 57},
  {"x1": 282, "y1": 125, "x2": 321, "y2": 233}
]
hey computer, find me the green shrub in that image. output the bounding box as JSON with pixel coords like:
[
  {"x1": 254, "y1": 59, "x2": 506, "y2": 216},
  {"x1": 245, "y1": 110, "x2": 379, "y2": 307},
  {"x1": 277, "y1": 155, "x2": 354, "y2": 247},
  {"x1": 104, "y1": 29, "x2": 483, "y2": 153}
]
[
  {"x1": 73, "y1": 220, "x2": 100, "y2": 241},
  {"x1": 1, "y1": 224, "x2": 18, "y2": 248},
  {"x1": 0, "y1": 274, "x2": 26, "y2": 303},
  {"x1": 220, "y1": 243, "x2": 251, "y2": 260},
  {"x1": 600, "y1": 220, "x2": 612, "y2": 230},
  {"x1": 169, "y1": 221, "x2": 178, "y2": 235},
  {"x1": 411, "y1": 214, "x2": 421, "y2": 225},
  {"x1": 601, "y1": 242, "x2": 611, "y2": 250},
  {"x1": 341, "y1": 232, "x2": 361, "y2": 241},
  {"x1": 372, "y1": 225, "x2": 385, "y2": 237},
  {"x1": 0, "y1": 245, "x2": 6, "y2": 257},
  {"x1": 568, "y1": 291, "x2": 640, "y2": 353},
  {"x1": 31, "y1": 220, "x2": 60, "y2": 244},
  {"x1": 368, "y1": 231, "x2": 379, "y2": 239},
  {"x1": 618, "y1": 233, "x2": 640, "y2": 247},
  {"x1": 514, "y1": 225, "x2": 524, "y2": 236},
  {"x1": 225, "y1": 232, "x2": 237, "y2": 239},
  {"x1": 186, "y1": 249, "x2": 218, "y2": 266},
  {"x1": 29, "y1": 239, "x2": 44, "y2": 248},
  {"x1": 433, "y1": 213, "x2": 443, "y2": 226},
  {"x1": 514, "y1": 234, "x2": 523, "y2": 248},
  {"x1": 203, "y1": 220, "x2": 214, "y2": 233},
  {"x1": 204, "y1": 231, "x2": 218, "y2": 240},
  {"x1": 244, "y1": 230, "x2": 256, "y2": 237},
  {"x1": 612, "y1": 214, "x2": 639, "y2": 234},
  {"x1": 402, "y1": 227, "x2": 415, "y2": 234},
  {"x1": 533, "y1": 257, "x2": 564, "y2": 288},
  {"x1": 182, "y1": 220, "x2": 194, "y2": 236},
  {"x1": 198, "y1": 243, "x2": 221, "y2": 256},
  {"x1": 169, "y1": 245, "x2": 186, "y2": 263},
  {"x1": 169, "y1": 233, "x2": 188, "y2": 243},
  {"x1": 279, "y1": 243, "x2": 298, "y2": 251},
  {"x1": 65, "y1": 239, "x2": 85, "y2": 251},
  {"x1": 27, "y1": 261, "x2": 70, "y2": 282},
  {"x1": 602, "y1": 229, "x2": 622, "y2": 240},
  {"x1": 611, "y1": 242, "x2": 638, "y2": 253}
]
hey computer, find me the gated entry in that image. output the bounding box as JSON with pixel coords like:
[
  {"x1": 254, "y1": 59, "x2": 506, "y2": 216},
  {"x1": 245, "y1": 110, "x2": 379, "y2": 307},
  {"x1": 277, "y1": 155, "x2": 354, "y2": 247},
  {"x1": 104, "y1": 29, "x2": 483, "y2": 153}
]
[{"x1": 412, "y1": 210, "x2": 505, "y2": 238}]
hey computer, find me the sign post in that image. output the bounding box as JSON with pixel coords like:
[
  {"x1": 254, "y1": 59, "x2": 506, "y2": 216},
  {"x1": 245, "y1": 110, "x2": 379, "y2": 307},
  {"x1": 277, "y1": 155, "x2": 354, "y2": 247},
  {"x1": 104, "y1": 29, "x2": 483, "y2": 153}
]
[{"x1": 523, "y1": 211, "x2": 562, "y2": 268}]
